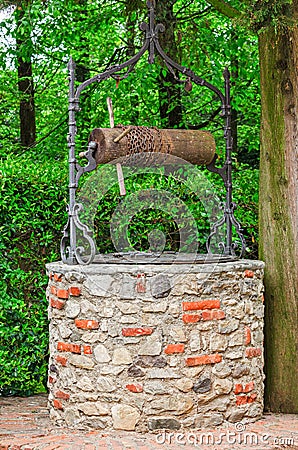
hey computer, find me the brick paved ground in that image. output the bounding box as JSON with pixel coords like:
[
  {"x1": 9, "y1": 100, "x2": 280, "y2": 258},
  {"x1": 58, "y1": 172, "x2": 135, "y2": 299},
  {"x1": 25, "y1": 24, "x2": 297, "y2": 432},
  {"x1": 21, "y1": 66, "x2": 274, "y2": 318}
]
[{"x1": 0, "y1": 395, "x2": 297, "y2": 450}]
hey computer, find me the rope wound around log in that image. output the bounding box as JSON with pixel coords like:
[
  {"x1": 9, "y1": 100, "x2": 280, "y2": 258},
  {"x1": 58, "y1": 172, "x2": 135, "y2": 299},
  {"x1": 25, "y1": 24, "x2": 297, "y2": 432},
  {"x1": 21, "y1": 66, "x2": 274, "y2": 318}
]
[{"x1": 89, "y1": 127, "x2": 216, "y2": 166}]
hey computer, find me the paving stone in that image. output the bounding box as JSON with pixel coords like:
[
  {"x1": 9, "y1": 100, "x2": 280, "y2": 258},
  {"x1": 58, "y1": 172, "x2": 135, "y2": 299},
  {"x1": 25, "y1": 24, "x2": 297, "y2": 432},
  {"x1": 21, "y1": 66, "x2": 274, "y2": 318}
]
[{"x1": 1, "y1": 395, "x2": 298, "y2": 449}]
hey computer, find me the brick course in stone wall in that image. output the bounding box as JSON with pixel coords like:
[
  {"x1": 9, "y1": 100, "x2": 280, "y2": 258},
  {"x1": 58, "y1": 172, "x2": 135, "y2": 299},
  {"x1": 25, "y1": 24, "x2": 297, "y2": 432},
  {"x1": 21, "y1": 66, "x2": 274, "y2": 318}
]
[{"x1": 46, "y1": 260, "x2": 265, "y2": 432}]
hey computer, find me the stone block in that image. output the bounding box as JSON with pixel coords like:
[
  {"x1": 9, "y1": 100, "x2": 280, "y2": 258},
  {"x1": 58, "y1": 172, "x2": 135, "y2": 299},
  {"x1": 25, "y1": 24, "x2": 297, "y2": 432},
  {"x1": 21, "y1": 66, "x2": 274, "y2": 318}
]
[
  {"x1": 193, "y1": 378, "x2": 211, "y2": 394},
  {"x1": 148, "y1": 418, "x2": 181, "y2": 430},
  {"x1": 77, "y1": 376, "x2": 94, "y2": 392},
  {"x1": 148, "y1": 368, "x2": 181, "y2": 379},
  {"x1": 94, "y1": 344, "x2": 111, "y2": 363},
  {"x1": 84, "y1": 275, "x2": 114, "y2": 297},
  {"x1": 149, "y1": 395, "x2": 194, "y2": 415},
  {"x1": 97, "y1": 376, "x2": 116, "y2": 392},
  {"x1": 139, "y1": 336, "x2": 162, "y2": 356},
  {"x1": 112, "y1": 347, "x2": 133, "y2": 365},
  {"x1": 151, "y1": 274, "x2": 171, "y2": 298},
  {"x1": 111, "y1": 404, "x2": 140, "y2": 431},
  {"x1": 65, "y1": 301, "x2": 80, "y2": 319},
  {"x1": 176, "y1": 378, "x2": 193, "y2": 392},
  {"x1": 68, "y1": 355, "x2": 95, "y2": 370},
  {"x1": 77, "y1": 402, "x2": 109, "y2": 416}
]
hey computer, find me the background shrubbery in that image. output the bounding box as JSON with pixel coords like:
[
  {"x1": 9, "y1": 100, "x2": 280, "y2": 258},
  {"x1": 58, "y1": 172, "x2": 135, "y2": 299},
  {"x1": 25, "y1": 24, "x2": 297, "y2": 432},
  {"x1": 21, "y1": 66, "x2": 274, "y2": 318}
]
[{"x1": 0, "y1": 153, "x2": 67, "y2": 395}]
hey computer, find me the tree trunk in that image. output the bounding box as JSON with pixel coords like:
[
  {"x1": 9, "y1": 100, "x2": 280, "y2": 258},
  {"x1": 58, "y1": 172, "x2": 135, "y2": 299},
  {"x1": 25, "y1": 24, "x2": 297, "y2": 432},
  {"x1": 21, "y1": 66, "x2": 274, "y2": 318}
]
[
  {"x1": 16, "y1": 3, "x2": 36, "y2": 148},
  {"x1": 258, "y1": 21, "x2": 298, "y2": 412},
  {"x1": 156, "y1": 0, "x2": 183, "y2": 128}
]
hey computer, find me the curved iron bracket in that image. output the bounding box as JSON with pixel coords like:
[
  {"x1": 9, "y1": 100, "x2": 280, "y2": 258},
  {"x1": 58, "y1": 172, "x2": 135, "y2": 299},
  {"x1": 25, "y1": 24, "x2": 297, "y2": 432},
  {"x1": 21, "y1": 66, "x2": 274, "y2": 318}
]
[{"x1": 61, "y1": 0, "x2": 246, "y2": 264}]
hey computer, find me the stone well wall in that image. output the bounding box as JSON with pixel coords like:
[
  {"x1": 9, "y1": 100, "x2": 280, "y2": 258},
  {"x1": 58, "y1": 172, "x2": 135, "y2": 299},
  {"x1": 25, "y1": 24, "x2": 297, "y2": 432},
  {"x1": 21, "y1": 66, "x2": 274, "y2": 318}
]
[{"x1": 46, "y1": 259, "x2": 265, "y2": 432}]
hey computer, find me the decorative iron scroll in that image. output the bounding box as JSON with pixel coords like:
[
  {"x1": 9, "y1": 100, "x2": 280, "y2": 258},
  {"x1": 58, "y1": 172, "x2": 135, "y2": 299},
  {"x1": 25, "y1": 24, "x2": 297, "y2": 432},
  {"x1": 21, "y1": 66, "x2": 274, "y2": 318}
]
[{"x1": 61, "y1": 0, "x2": 246, "y2": 265}]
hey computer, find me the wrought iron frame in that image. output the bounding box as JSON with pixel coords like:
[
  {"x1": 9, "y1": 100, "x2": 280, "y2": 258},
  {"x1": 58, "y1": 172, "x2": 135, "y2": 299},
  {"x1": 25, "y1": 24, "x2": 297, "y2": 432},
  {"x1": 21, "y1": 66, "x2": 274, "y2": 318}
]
[{"x1": 61, "y1": 0, "x2": 246, "y2": 265}]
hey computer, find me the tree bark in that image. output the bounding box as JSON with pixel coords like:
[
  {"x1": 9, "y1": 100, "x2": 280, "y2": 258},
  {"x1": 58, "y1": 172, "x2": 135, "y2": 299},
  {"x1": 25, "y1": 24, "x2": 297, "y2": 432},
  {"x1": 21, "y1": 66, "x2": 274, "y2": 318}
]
[
  {"x1": 16, "y1": 3, "x2": 36, "y2": 148},
  {"x1": 156, "y1": 0, "x2": 183, "y2": 128},
  {"x1": 258, "y1": 21, "x2": 298, "y2": 412}
]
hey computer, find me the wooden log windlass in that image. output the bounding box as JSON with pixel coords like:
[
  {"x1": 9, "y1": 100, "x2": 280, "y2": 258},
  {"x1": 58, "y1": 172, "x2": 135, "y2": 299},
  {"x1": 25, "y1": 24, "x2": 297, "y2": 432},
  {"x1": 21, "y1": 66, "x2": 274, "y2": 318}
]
[{"x1": 88, "y1": 126, "x2": 216, "y2": 166}]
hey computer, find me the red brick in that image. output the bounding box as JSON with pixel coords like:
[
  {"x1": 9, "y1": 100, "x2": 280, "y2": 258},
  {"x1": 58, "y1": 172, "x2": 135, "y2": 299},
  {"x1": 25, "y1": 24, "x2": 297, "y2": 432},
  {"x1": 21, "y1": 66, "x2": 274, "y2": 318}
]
[
  {"x1": 164, "y1": 344, "x2": 185, "y2": 354},
  {"x1": 244, "y1": 381, "x2": 255, "y2": 393},
  {"x1": 246, "y1": 347, "x2": 262, "y2": 358},
  {"x1": 247, "y1": 393, "x2": 257, "y2": 403},
  {"x1": 53, "y1": 273, "x2": 63, "y2": 282},
  {"x1": 182, "y1": 300, "x2": 220, "y2": 311},
  {"x1": 136, "y1": 273, "x2": 146, "y2": 293},
  {"x1": 53, "y1": 399, "x2": 63, "y2": 410},
  {"x1": 126, "y1": 383, "x2": 143, "y2": 393},
  {"x1": 244, "y1": 269, "x2": 254, "y2": 278},
  {"x1": 50, "y1": 298, "x2": 65, "y2": 310},
  {"x1": 201, "y1": 310, "x2": 225, "y2": 321},
  {"x1": 57, "y1": 341, "x2": 81, "y2": 354},
  {"x1": 186, "y1": 353, "x2": 222, "y2": 366},
  {"x1": 236, "y1": 395, "x2": 247, "y2": 406},
  {"x1": 69, "y1": 286, "x2": 81, "y2": 296},
  {"x1": 75, "y1": 319, "x2": 99, "y2": 330},
  {"x1": 245, "y1": 326, "x2": 251, "y2": 345},
  {"x1": 234, "y1": 383, "x2": 243, "y2": 394},
  {"x1": 55, "y1": 390, "x2": 70, "y2": 400},
  {"x1": 122, "y1": 327, "x2": 153, "y2": 337},
  {"x1": 55, "y1": 355, "x2": 67, "y2": 366},
  {"x1": 182, "y1": 313, "x2": 201, "y2": 323},
  {"x1": 56, "y1": 289, "x2": 69, "y2": 299},
  {"x1": 50, "y1": 285, "x2": 57, "y2": 296},
  {"x1": 83, "y1": 345, "x2": 92, "y2": 355}
]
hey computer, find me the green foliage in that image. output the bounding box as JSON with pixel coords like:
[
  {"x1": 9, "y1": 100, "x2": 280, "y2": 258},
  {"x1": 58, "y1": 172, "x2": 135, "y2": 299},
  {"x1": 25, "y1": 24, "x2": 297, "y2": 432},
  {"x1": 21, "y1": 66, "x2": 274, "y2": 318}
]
[
  {"x1": 244, "y1": 0, "x2": 294, "y2": 32},
  {"x1": 0, "y1": 279, "x2": 48, "y2": 396},
  {"x1": 78, "y1": 162, "x2": 259, "y2": 258},
  {"x1": 0, "y1": 152, "x2": 68, "y2": 395}
]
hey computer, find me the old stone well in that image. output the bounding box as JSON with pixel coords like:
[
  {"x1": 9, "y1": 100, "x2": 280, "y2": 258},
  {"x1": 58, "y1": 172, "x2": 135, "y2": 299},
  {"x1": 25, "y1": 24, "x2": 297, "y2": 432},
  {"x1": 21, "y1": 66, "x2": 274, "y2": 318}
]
[
  {"x1": 46, "y1": 258, "x2": 265, "y2": 431},
  {"x1": 46, "y1": 1, "x2": 265, "y2": 433}
]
